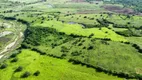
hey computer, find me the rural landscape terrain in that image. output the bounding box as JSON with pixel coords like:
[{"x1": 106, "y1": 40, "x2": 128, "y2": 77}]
[{"x1": 0, "y1": 0, "x2": 142, "y2": 80}]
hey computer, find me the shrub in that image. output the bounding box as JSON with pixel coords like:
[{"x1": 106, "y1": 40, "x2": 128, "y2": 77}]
[
  {"x1": 138, "y1": 49, "x2": 142, "y2": 53},
  {"x1": 124, "y1": 42, "x2": 130, "y2": 44},
  {"x1": 0, "y1": 63, "x2": 8, "y2": 69},
  {"x1": 81, "y1": 40, "x2": 85, "y2": 42},
  {"x1": 61, "y1": 46, "x2": 69, "y2": 52},
  {"x1": 11, "y1": 58, "x2": 18, "y2": 63},
  {"x1": 33, "y1": 71, "x2": 40, "y2": 76},
  {"x1": 91, "y1": 38, "x2": 96, "y2": 42},
  {"x1": 21, "y1": 71, "x2": 31, "y2": 78},
  {"x1": 63, "y1": 39, "x2": 69, "y2": 43},
  {"x1": 101, "y1": 40, "x2": 109, "y2": 45},
  {"x1": 87, "y1": 45, "x2": 94, "y2": 50},
  {"x1": 78, "y1": 43, "x2": 83, "y2": 46},
  {"x1": 83, "y1": 46, "x2": 86, "y2": 49},
  {"x1": 84, "y1": 16, "x2": 87, "y2": 18},
  {"x1": 59, "y1": 32, "x2": 65, "y2": 35},
  {"x1": 10, "y1": 50, "x2": 21, "y2": 58},
  {"x1": 10, "y1": 53, "x2": 17, "y2": 58},
  {"x1": 132, "y1": 44, "x2": 140, "y2": 49},
  {"x1": 105, "y1": 31, "x2": 108, "y2": 33},
  {"x1": 88, "y1": 33, "x2": 94, "y2": 38},
  {"x1": 15, "y1": 66, "x2": 23, "y2": 72},
  {"x1": 61, "y1": 53, "x2": 67, "y2": 58}
]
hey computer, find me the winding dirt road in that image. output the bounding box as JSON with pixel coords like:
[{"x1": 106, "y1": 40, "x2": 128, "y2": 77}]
[{"x1": 0, "y1": 32, "x2": 23, "y2": 59}]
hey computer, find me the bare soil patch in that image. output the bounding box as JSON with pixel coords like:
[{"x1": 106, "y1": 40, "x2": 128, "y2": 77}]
[{"x1": 103, "y1": 5, "x2": 134, "y2": 14}]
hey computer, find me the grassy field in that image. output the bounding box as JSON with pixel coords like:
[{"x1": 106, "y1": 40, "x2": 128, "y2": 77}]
[{"x1": 0, "y1": 49, "x2": 123, "y2": 80}]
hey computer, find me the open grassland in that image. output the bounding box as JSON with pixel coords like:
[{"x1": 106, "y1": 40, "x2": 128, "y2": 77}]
[
  {"x1": 0, "y1": 49, "x2": 123, "y2": 80},
  {"x1": 32, "y1": 20, "x2": 127, "y2": 42}
]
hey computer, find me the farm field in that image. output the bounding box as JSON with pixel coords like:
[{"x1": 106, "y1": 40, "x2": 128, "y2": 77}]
[{"x1": 0, "y1": 0, "x2": 142, "y2": 80}]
